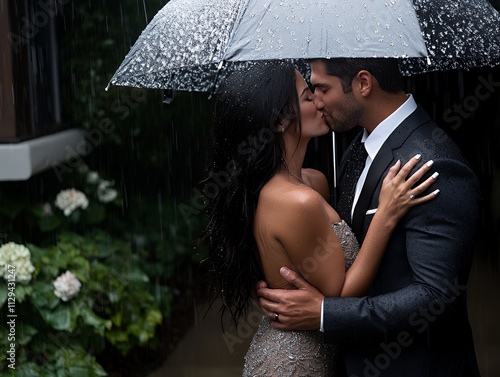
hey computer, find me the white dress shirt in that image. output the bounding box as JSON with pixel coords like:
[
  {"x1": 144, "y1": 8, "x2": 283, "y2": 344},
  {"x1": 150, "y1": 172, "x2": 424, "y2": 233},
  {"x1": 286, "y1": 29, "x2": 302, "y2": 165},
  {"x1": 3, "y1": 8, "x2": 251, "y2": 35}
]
[
  {"x1": 351, "y1": 94, "x2": 417, "y2": 218},
  {"x1": 320, "y1": 94, "x2": 417, "y2": 332}
]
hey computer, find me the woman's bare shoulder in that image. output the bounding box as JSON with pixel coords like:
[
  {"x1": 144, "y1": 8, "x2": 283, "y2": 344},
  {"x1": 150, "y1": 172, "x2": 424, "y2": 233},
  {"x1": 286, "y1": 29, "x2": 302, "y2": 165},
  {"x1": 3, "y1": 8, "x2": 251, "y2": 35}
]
[
  {"x1": 302, "y1": 168, "x2": 327, "y2": 181},
  {"x1": 302, "y1": 168, "x2": 330, "y2": 201},
  {"x1": 259, "y1": 178, "x2": 327, "y2": 215}
]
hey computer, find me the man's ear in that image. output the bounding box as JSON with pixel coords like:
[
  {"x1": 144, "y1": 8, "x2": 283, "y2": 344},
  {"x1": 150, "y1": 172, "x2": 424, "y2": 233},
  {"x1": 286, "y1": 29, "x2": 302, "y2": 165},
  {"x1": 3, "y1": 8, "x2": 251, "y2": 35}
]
[{"x1": 354, "y1": 70, "x2": 373, "y2": 97}]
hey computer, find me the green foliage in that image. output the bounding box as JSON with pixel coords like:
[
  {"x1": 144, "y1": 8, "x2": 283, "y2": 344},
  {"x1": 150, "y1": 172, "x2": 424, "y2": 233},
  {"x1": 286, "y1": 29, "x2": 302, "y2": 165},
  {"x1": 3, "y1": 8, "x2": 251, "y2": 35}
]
[
  {"x1": 0, "y1": 0, "x2": 213, "y2": 374},
  {"x1": 2, "y1": 347, "x2": 108, "y2": 377},
  {"x1": 59, "y1": 0, "x2": 213, "y2": 198},
  {"x1": 0, "y1": 161, "x2": 204, "y2": 374}
]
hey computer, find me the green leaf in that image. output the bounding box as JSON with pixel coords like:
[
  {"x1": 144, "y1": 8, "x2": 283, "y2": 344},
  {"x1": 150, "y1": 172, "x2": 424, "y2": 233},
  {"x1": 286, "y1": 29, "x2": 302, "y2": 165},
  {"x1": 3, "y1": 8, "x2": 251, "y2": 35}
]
[
  {"x1": 89, "y1": 262, "x2": 108, "y2": 278},
  {"x1": 15, "y1": 285, "x2": 33, "y2": 303},
  {"x1": 54, "y1": 348, "x2": 108, "y2": 377},
  {"x1": 31, "y1": 203, "x2": 46, "y2": 217},
  {"x1": 107, "y1": 290, "x2": 120, "y2": 304},
  {"x1": 42, "y1": 304, "x2": 77, "y2": 331},
  {"x1": 81, "y1": 203, "x2": 106, "y2": 224},
  {"x1": 68, "y1": 209, "x2": 81, "y2": 223},
  {"x1": 38, "y1": 215, "x2": 62, "y2": 233},
  {"x1": 12, "y1": 362, "x2": 43, "y2": 377},
  {"x1": 0, "y1": 284, "x2": 6, "y2": 307},
  {"x1": 125, "y1": 269, "x2": 149, "y2": 283},
  {"x1": 105, "y1": 329, "x2": 129, "y2": 348},
  {"x1": 86, "y1": 279, "x2": 105, "y2": 291},
  {"x1": 146, "y1": 309, "x2": 163, "y2": 326},
  {"x1": 69, "y1": 257, "x2": 90, "y2": 283},
  {"x1": 127, "y1": 308, "x2": 162, "y2": 345},
  {"x1": 80, "y1": 306, "x2": 112, "y2": 334},
  {"x1": 111, "y1": 311, "x2": 122, "y2": 327},
  {"x1": 67, "y1": 365, "x2": 98, "y2": 377},
  {"x1": 30, "y1": 281, "x2": 59, "y2": 310},
  {"x1": 18, "y1": 324, "x2": 38, "y2": 346}
]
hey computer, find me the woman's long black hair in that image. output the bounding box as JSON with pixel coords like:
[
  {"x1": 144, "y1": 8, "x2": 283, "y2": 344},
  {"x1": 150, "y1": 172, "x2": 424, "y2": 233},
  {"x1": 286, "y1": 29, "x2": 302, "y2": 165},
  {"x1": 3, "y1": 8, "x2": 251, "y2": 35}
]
[{"x1": 201, "y1": 61, "x2": 301, "y2": 325}]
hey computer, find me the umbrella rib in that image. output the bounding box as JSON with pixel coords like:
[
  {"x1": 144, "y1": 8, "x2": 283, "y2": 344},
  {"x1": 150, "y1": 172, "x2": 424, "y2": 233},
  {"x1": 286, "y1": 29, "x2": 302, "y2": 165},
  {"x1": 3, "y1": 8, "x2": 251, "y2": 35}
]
[{"x1": 221, "y1": 0, "x2": 254, "y2": 62}]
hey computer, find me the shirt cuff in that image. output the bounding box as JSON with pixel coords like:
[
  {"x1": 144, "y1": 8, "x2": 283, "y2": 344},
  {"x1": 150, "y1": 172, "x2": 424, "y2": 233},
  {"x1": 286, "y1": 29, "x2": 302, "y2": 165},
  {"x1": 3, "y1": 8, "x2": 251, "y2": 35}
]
[{"x1": 320, "y1": 298, "x2": 324, "y2": 332}]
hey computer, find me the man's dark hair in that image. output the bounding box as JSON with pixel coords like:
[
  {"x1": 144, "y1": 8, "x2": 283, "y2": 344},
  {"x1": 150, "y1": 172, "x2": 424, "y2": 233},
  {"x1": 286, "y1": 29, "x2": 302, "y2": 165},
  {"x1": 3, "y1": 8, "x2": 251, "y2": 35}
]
[{"x1": 320, "y1": 58, "x2": 404, "y2": 93}]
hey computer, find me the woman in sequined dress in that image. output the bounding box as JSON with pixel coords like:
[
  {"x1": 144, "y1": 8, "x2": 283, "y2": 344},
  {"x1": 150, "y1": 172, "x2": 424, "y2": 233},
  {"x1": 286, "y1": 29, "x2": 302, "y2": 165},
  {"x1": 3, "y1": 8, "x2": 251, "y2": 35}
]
[{"x1": 201, "y1": 61, "x2": 438, "y2": 376}]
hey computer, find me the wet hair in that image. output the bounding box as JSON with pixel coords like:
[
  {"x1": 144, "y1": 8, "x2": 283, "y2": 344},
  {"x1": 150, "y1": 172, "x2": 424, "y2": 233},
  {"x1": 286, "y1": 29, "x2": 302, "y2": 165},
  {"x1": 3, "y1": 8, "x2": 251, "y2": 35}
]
[
  {"x1": 318, "y1": 58, "x2": 404, "y2": 93},
  {"x1": 201, "y1": 61, "x2": 300, "y2": 326}
]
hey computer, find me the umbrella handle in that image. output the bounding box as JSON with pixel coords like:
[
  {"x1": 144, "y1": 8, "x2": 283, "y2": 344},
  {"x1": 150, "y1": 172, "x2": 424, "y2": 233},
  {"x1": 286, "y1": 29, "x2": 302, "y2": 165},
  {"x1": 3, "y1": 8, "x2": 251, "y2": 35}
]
[
  {"x1": 208, "y1": 61, "x2": 226, "y2": 99},
  {"x1": 331, "y1": 132, "x2": 338, "y2": 208}
]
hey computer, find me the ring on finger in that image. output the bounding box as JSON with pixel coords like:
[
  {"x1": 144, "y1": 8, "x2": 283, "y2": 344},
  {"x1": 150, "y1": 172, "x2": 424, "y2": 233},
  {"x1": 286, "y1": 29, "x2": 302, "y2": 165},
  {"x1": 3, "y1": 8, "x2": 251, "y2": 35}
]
[
  {"x1": 409, "y1": 194, "x2": 415, "y2": 200},
  {"x1": 274, "y1": 313, "x2": 280, "y2": 322}
]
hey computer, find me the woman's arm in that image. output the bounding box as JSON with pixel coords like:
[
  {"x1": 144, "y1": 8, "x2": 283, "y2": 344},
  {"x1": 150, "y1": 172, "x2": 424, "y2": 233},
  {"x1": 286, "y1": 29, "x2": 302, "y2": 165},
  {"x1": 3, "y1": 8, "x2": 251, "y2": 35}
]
[
  {"x1": 340, "y1": 156, "x2": 438, "y2": 297},
  {"x1": 278, "y1": 189, "x2": 347, "y2": 297},
  {"x1": 279, "y1": 156, "x2": 437, "y2": 298}
]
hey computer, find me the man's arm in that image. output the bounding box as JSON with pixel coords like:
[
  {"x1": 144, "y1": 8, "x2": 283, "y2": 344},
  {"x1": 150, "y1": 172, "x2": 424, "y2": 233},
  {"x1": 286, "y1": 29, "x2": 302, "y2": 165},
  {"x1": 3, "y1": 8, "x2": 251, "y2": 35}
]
[
  {"x1": 256, "y1": 267, "x2": 324, "y2": 330},
  {"x1": 323, "y1": 158, "x2": 480, "y2": 341},
  {"x1": 258, "y1": 158, "x2": 480, "y2": 337}
]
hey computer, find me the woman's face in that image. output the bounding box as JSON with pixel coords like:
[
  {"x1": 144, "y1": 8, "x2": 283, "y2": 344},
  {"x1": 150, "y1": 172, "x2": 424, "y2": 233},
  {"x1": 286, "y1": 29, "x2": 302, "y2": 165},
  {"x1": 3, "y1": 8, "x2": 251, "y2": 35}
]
[{"x1": 294, "y1": 70, "x2": 330, "y2": 139}]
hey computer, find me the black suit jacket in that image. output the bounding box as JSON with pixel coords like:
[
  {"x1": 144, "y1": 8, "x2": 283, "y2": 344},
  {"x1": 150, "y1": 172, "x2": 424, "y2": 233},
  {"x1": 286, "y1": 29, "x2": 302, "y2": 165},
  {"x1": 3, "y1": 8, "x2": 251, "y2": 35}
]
[{"x1": 324, "y1": 106, "x2": 481, "y2": 377}]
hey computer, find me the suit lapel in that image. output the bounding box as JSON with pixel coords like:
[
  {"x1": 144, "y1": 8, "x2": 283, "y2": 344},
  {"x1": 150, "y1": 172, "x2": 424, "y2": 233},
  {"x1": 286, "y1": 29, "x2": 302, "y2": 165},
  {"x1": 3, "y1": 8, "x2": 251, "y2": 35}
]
[{"x1": 350, "y1": 106, "x2": 432, "y2": 238}]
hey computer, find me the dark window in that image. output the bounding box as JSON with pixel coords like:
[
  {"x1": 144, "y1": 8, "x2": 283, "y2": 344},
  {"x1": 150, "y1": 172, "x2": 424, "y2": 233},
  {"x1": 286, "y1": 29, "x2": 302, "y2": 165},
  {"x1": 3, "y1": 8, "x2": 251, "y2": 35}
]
[{"x1": 0, "y1": 0, "x2": 63, "y2": 142}]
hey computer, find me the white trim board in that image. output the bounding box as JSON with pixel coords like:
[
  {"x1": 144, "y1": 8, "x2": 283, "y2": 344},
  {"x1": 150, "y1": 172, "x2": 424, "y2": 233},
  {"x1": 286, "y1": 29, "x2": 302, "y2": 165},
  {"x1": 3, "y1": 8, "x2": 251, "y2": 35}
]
[{"x1": 0, "y1": 129, "x2": 84, "y2": 181}]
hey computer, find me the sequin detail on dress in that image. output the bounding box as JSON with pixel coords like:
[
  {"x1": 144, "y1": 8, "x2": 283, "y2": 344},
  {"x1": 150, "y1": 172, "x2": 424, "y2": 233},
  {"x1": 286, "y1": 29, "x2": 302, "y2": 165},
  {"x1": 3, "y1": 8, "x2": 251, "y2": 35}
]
[
  {"x1": 332, "y1": 220, "x2": 360, "y2": 271},
  {"x1": 242, "y1": 220, "x2": 360, "y2": 376}
]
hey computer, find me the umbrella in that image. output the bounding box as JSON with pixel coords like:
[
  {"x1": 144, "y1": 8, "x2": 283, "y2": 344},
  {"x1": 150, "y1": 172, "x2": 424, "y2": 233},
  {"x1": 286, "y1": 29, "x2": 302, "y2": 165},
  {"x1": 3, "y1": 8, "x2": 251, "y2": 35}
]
[
  {"x1": 107, "y1": 0, "x2": 427, "y2": 92},
  {"x1": 400, "y1": 0, "x2": 500, "y2": 74},
  {"x1": 107, "y1": 0, "x2": 500, "y2": 92}
]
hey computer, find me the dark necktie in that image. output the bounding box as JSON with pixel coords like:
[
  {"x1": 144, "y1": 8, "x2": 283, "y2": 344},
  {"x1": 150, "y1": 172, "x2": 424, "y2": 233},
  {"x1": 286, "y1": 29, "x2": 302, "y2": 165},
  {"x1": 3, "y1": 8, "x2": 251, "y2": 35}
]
[{"x1": 336, "y1": 139, "x2": 368, "y2": 226}]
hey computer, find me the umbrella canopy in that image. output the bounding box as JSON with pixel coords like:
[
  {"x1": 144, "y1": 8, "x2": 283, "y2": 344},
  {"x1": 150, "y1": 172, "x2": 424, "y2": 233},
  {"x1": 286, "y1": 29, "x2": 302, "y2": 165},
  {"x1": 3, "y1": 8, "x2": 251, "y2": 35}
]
[
  {"x1": 400, "y1": 0, "x2": 500, "y2": 74},
  {"x1": 108, "y1": 0, "x2": 427, "y2": 91},
  {"x1": 223, "y1": 0, "x2": 427, "y2": 61},
  {"x1": 108, "y1": 0, "x2": 500, "y2": 92}
]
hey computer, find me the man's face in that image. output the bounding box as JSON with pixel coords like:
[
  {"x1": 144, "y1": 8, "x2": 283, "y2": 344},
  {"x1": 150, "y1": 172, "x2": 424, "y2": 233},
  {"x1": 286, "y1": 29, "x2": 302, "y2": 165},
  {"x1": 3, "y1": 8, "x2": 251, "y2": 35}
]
[{"x1": 309, "y1": 60, "x2": 363, "y2": 133}]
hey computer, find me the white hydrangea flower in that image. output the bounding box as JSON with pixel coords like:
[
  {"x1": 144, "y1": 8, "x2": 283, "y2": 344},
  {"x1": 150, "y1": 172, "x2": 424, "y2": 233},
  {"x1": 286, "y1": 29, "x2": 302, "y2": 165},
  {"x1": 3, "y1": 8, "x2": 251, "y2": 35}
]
[
  {"x1": 54, "y1": 189, "x2": 89, "y2": 216},
  {"x1": 0, "y1": 242, "x2": 36, "y2": 284},
  {"x1": 53, "y1": 270, "x2": 82, "y2": 302},
  {"x1": 86, "y1": 171, "x2": 100, "y2": 184},
  {"x1": 97, "y1": 180, "x2": 118, "y2": 203}
]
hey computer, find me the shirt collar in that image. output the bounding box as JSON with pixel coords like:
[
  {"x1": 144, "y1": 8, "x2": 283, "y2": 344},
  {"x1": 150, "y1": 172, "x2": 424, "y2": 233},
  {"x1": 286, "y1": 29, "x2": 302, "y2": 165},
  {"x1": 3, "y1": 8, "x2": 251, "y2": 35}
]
[{"x1": 361, "y1": 94, "x2": 417, "y2": 160}]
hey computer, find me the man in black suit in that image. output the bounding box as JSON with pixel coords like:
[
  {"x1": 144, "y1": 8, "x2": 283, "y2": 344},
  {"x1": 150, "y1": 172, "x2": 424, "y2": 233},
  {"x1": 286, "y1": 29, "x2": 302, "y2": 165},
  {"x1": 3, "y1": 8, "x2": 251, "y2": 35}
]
[{"x1": 257, "y1": 58, "x2": 481, "y2": 376}]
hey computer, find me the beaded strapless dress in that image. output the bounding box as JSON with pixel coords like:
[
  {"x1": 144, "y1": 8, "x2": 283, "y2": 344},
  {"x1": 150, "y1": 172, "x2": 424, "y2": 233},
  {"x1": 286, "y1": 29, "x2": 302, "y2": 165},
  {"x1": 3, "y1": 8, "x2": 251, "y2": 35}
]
[{"x1": 242, "y1": 220, "x2": 360, "y2": 376}]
